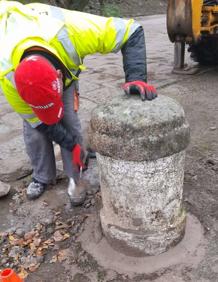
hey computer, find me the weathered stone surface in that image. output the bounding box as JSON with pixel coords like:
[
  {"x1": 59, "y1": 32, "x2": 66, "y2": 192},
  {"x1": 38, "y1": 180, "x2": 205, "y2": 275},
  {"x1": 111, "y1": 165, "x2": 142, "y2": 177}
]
[
  {"x1": 89, "y1": 94, "x2": 190, "y2": 161},
  {"x1": 0, "y1": 107, "x2": 31, "y2": 181},
  {"x1": 98, "y1": 152, "x2": 186, "y2": 256},
  {"x1": 0, "y1": 181, "x2": 10, "y2": 197},
  {"x1": 90, "y1": 93, "x2": 190, "y2": 256},
  {"x1": 0, "y1": 136, "x2": 31, "y2": 182}
]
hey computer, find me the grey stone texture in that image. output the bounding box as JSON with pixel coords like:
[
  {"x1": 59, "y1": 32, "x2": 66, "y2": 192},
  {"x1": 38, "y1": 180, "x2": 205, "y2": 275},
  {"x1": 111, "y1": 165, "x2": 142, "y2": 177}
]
[
  {"x1": 90, "y1": 94, "x2": 190, "y2": 256},
  {"x1": 98, "y1": 152, "x2": 187, "y2": 256},
  {"x1": 89, "y1": 94, "x2": 190, "y2": 161},
  {"x1": 0, "y1": 181, "x2": 10, "y2": 197}
]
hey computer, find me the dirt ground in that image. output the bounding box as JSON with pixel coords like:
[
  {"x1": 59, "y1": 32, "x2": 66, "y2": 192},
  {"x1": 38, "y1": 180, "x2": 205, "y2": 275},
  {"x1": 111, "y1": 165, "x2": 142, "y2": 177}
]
[{"x1": 0, "y1": 2, "x2": 218, "y2": 282}]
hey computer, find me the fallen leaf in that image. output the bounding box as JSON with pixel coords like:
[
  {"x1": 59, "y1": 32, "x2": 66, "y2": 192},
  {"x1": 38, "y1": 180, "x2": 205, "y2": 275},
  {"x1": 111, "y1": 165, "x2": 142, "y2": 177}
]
[
  {"x1": 29, "y1": 242, "x2": 37, "y2": 251},
  {"x1": 18, "y1": 268, "x2": 28, "y2": 279},
  {"x1": 57, "y1": 249, "x2": 70, "y2": 262},
  {"x1": 35, "y1": 223, "x2": 43, "y2": 231},
  {"x1": 24, "y1": 231, "x2": 36, "y2": 241},
  {"x1": 36, "y1": 247, "x2": 44, "y2": 256},
  {"x1": 28, "y1": 263, "x2": 40, "y2": 272},
  {"x1": 43, "y1": 238, "x2": 54, "y2": 245},
  {"x1": 55, "y1": 221, "x2": 68, "y2": 230},
  {"x1": 8, "y1": 235, "x2": 15, "y2": 242},
  {"x1": 33, "y1": 238, "x2": 42, "y2": 247},
  {"x1": 15, "y1": 238, "x2": 24, "y2": 246},
  {"x1": 40, "y1": 245, "x2": 49, "y2": 250},
  {"x1": 50, "y1": 255, "x2": 58, "y2": 263},
  {"x1": 53, "y1": 231, "x2": 64, "y2": 242},
  {"x1": 63, "y1": 233, "x2": 70, "y2": 240}
]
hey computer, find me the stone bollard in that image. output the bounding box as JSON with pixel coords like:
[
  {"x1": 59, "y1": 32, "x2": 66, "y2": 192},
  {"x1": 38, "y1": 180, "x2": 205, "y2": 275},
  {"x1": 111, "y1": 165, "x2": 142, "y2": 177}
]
[{"x1": 89, "y1": 94, "x2": 190, "y2": 256}]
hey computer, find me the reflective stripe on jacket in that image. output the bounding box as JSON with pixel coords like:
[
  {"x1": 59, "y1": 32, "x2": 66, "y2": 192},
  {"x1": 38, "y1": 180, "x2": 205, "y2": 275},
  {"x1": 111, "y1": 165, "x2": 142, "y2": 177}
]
[{"x1": 0, "y1": 1, "x2": 141, "y2": 127}]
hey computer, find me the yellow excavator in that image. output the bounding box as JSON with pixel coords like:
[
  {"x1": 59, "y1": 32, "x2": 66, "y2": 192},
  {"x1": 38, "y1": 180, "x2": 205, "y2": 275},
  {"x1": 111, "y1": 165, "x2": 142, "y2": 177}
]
[{"x1": 167, "y1": 0, "x2": 218, "y2": 72}]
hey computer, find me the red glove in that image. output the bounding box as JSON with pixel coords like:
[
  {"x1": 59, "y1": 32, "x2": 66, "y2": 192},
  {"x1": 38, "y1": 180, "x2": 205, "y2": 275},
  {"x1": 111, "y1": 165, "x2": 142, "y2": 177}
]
[
  {"x1": 72, "y1": 144, "x2": 86, "y2": 171},
  {"x1": 122, "y1": 81, "x2": 157, "y2": 101}
]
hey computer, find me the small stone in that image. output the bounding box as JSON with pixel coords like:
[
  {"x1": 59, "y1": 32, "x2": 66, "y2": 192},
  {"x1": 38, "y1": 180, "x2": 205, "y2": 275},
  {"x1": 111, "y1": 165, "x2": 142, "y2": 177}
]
[
  {"x1": 15, "y1": 228, "x2": 25, "y2": 237},
  {"x1": 47, "y1": 227, "x2": 54, "y2": 235},
  {"x1": 22, "y1": 255, "x2": 38, "y2": 268},
  {"x1": 210, "y1": 126, "x2": 217, "y2": 131},
  {"x1": 207, "y1": 159, "x2": 216, "y2": 166},
  {"x1": 41, "y1": 215, "x2": 54, "y2": 226},
  {"x1": 7, "y1": 227, "x2": 16, "y2": 234},
  {"x1": 1, "y1": 258, "x2": 8, "y2": 265},
  {"x1": 8, "y1": 246, "x2": 20, "y2": 258},
  {"x1": 0, "y1": 181, "x2": 10, "y2": 197},
  {"x1": 36, "y1": 255, "x2": 44, "y2": 264},
  {"x1": 35, "y1": 223, "x2": 43, "y2": 230},
  {"x1": 71, "y1": 224, "x2": 80, "y2": 234},
  {"x1": 193, "y1": 175, "x2": 198, "y2": 181},
  {"x1": 84, "y1": 202, "x2": 91, "y2": 209},
  {"x1": 87, "y1": 186, "x2": 100, "y2": 195},
  {"x1": 91, "y1": 199, "x2": 95, "y2": 206},
  {"x1": 53, "y1": 245, "x2": 59, "y2": 251}
]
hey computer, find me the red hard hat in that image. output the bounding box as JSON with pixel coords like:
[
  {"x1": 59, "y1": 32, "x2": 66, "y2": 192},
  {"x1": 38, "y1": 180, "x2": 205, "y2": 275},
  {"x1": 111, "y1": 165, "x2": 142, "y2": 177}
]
[{"x1": 14, "y1": 55, "x2": 64, "y2": 125}]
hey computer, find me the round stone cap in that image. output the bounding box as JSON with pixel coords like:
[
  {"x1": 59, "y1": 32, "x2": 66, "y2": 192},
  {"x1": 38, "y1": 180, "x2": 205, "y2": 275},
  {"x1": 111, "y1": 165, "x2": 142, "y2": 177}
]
[{"x1": 89, "y1": 94, "x2": 190, "y2": 161}]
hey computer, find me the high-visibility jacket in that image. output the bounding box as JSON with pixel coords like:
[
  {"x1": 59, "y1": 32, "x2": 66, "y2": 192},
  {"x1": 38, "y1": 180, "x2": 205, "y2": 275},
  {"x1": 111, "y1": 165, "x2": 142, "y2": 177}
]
[{"x1": 0, "y1": 1, "x2": 141, "y2": 127}]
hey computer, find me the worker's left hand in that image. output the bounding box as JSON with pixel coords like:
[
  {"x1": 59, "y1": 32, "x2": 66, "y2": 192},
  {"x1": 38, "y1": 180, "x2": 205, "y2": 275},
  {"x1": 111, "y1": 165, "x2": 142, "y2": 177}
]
[{"x1": 122, "y1": 81, "x2": 157, "y2": 101}]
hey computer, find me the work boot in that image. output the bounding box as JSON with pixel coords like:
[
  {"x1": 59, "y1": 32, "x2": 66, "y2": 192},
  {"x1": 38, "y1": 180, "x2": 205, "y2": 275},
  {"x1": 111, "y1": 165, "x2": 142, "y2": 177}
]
[
  {"x1": 67, "y1": 178, "x2": 86, "y2": 206},
  {"x1": 26, "y1": 180, "x2": 46, "y2": 200}
]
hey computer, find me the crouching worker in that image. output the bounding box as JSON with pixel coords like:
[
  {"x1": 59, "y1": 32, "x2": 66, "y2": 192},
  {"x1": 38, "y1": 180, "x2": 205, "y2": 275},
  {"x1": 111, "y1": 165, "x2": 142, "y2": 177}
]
[{"x1": 0, "y1": 1, "x2": 157, "y2": 205}]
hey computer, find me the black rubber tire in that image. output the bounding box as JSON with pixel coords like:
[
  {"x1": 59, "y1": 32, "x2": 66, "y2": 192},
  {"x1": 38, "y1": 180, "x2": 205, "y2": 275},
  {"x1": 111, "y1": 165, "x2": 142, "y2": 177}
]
[
  {"x1": 203, "y1": 0, "x2": 218, "y2": 5},
  {"x1": 188, "y1": 37, "x2": 218, "y2": 66}
]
